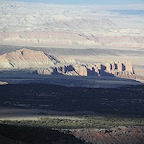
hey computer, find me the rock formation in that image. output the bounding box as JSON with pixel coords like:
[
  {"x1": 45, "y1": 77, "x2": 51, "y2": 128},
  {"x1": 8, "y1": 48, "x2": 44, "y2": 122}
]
[
  {"x1": 72, "y1": 65, "x2": 88, "y2": 76},
  {"x1": 104, "y1": 62, "x2": 134, "y2": 76},
  {"x1": 35, "y1": 62, "x2": 135, "y2": 78},
  {"x1": 0, "y1": 81, "x2": 8, "y2": 85},
  {"x1": 0, "y1": 48, "x2": 58, "y2": 69},
  {"x1": 0, "y1": 48, "x2": 137, "y2": 80}
]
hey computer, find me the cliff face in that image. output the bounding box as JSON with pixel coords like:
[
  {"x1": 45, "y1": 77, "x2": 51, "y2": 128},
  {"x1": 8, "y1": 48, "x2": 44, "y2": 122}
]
[
  {"x1": 0, "y1": 48, "x2": 135, "y2": 79},
  {"x1": 0, "y1": 81, "x2": 8, "y2": 85},
  {"x1": 105, "y1": 62, "x2": 134, "y2": 76},
  {"x1": 0, "y1": 48, "x2": 58, "y2": 69}
]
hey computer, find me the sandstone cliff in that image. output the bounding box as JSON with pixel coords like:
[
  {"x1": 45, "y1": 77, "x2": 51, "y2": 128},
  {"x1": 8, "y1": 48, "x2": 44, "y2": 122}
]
[
  {"x1": 0, "y1": 48, "x2": 58, "y2": 69},
  {"x1": 0, "y1": 48, "x2": 137, "y2": 80},
  {"x1": 0, "y1": 81, "x2": 8, "y2": 85}
]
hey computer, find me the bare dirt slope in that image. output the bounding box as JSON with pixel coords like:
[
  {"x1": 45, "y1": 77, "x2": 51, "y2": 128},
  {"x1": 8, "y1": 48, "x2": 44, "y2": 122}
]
[{"x1": 70, "y1": 127, "x2": 144, "y2": 144}]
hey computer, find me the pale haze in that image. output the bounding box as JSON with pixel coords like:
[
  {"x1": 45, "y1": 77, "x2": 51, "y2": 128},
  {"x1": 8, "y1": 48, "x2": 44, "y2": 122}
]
[{"x1": 1, "y1": 0, "x2": 144, "y2": 4}]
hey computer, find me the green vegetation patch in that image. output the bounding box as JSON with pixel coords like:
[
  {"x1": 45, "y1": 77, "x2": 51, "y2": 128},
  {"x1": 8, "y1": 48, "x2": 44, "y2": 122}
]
[{"x1": 1, "y1": 116, "x2": 144, "y2": 129}]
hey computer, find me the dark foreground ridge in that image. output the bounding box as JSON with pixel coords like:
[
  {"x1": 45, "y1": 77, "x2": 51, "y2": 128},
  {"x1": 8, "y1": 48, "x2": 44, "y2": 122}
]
[
  {"x1": 0, "y1": 118, "x2": 144, "y2": 144},
  {"x1": 0, "y1": 84, "x2": 144, "y2": 116},
  {"x1": 0, "y1": 84, "x2": 144, "y2": 144},
  {"x1": 0, "y1": 123, "x2": 86, "y2": 144}
]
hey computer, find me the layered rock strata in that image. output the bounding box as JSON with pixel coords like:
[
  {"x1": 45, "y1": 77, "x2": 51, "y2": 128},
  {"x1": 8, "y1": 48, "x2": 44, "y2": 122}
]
[{"x1": 0, "y1": 48, "x2": 136, "y2": 79}]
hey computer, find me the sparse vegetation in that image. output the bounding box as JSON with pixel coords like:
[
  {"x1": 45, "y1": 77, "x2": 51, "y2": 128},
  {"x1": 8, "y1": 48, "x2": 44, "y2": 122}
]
[
  {"x1": 0, "y1": 84, "x2": 144, "y2": 144},
  {"x1": 0, "y1": 116, "x2": 144, "y2": 144},
  {"x1": 1, "y1": 116, "x2": 144, "y2": 129},
  {"x1": 0, "y1": 84, "x2": 144, "y2": 116}
]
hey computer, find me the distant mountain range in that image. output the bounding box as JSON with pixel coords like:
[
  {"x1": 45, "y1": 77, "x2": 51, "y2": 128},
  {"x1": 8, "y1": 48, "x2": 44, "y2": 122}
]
[{"x1": 0, "y1": 3, "x2": 144, "y2": 49}]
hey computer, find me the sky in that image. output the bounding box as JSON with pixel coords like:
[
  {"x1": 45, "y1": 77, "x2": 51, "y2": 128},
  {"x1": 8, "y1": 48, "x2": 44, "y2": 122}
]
[{"x1": 1, "y1": 0, "x2": 144, "y2": 5}]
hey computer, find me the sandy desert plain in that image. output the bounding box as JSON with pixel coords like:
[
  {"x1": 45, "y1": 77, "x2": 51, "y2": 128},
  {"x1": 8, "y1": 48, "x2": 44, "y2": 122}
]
[{"x1": 0, "y1": 1, "x2": 144, "y2": 144}]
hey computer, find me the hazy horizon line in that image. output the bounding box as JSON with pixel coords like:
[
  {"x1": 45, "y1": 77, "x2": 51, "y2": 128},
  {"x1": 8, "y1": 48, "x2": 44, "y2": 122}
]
[{"x1": 1, "y1": 0, "x2": 144, "y2": 5}]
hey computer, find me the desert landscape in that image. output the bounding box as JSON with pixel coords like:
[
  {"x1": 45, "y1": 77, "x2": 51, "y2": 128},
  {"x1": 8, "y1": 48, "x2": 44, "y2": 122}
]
[
  {"x1": 0, "y1": 1, "x2": 144, "y2": 48},
  {"x1": 0, "y1": 0, "x2": 144, "y2": 144},
  {"x1": 0, "y1": 0, "x2": 144, "y2": 77}
]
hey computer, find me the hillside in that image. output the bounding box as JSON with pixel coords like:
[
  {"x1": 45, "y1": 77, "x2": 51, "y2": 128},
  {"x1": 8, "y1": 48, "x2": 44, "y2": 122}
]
[{"x1": 0, "y1": 48, "x2": 58, "y2": 69}]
